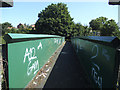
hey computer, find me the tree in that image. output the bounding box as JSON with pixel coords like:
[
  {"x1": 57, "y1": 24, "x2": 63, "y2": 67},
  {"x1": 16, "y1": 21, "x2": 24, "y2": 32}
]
[
  {"x1": 89, "y1": 17, "x2": 108, "y2": 30},
  {"x1": 113, "y1": 30, "x2": 120, "y2": 39},
  {"x1": 72, "y1": 23, "x2": 85, "y2": 36},
  {"x1": 18, "y1": 25, "x2": 24, "y2": 30},
  {"x1": 83, "y1": 26, "x2": 92, "y2": 36},
  {"x1": 101, "y1": 19, "x2": 119, "y2": 36},
  {"x1": 2, "y1": 22, "x2": 12, "y2": 29},
  {"x1": 35, "y1": 3, "x2": 74, "y2": 37},
  {"x1": 89, "y1": 19, "x2": 100, "y2": 30},
  {"x1": 1, "y1": 22, "x2": 13, "y2": 35},
  {"x1": 89, "y1": 17, "x2": 119, "y2": 36}
]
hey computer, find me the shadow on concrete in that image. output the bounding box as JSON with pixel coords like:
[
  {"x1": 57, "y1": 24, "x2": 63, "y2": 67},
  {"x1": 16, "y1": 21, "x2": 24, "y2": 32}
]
[{"x1": 44, "y1": 42, "x2": 91, "y2": 88}]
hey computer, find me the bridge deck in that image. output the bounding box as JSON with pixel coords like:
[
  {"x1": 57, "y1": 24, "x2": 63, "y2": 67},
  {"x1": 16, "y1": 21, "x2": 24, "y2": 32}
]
[{"x1": 44, "y1": 41, "x2": 91, "y2": 88}]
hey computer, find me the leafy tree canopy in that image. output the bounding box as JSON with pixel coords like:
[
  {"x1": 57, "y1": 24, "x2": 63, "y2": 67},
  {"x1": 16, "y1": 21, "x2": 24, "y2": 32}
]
[
  {"x1": 89, "y1": 17, "x2": 108, "y2": 30},
  {"x1": 89, "y1": 16, "x2": 119, "y2": 36},
  {"x1": 2, "y1": 22, "x2": 13, "y2": 29},
  {"x1": 101, "y1": 19, "x2": 119, "y2": 36},
  {"x1": 35, "y1": 3, "x2": 74, "y2": 37},
  {"x1": 1, "y1": 22, "x2": 13, "y2": 35}
]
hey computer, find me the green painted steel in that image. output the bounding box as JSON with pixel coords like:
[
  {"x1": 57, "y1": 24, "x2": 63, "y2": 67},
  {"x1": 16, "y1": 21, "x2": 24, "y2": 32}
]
[
  {"x1": 77, "y1": 36, "x2": 118, "y2": 43},
  {"x1": 4, "y1": 33, "x2": 65, "y2": 88},
  {"x1": 4, "y1": 33, "x2": 61, "y2": 43},
  {"x1": 5, "y1": 33, "x2": 61, "y2": 40},
  {"x1": 71, "y1": 36, "x2": 120, "y2": 89}
]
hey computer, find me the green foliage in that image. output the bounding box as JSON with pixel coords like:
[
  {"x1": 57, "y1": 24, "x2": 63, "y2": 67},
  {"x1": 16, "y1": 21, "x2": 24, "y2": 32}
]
[
  {"x1": 2, "y1": 22, "x2": 12, "y2": 29},
  {"x1": 1, "y1": 7, "x2": 119, "y2": 39},
  {"x1": 1, "y1": 22, "x2": 13, "y2": 35},
  {"x1": 0, "y1": 36, "x2": 6, "y2": 44},
  {"x1": 89, "y1": 17, "x2": 119, "y2": 36},
  {"x1": 72, "y1": 23, "x2": 85, "y2": 36},
  {"x1": 112, "y1": 29, "x2": 120, "y2": 39},
  {"x1": 8, "y1": 28, "x2": 30, "y2": 34},
  {"x1": 1, "y1": 22, "x2": 31, "y2": 37},
  {"x1": 101, "y1": 19, "x2": 119, "y2": 36},
  {"x1": 18, "y1": 25, "x2": 24, "y2": 30},
  {"x1": 35, "y1": 3, "x2": 74, "y2": 37},
  {"x1": 70, "y1": 22, "x2": 94, "y2": 37},
  {"x1": 89, "y1": 17, "x2": 108, "y2": 30}
]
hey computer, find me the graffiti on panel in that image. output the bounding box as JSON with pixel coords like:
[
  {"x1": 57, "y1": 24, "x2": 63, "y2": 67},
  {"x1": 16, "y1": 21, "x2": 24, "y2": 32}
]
[
  {"x1": 23, "y1": 42, "x2": 43, "y2": 76},
  {"x1": 54, "y1": 38, "x2": 61, "y2": 45},
  {"x1": 102, "y1": 48, "x2": 110, "y2": 61},
  {"x1": 90, "y1": 45, "x2": 102, "y2": 89}
]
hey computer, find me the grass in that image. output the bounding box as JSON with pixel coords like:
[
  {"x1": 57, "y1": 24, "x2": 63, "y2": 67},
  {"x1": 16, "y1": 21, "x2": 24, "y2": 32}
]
[{"x1": 0, "y1": 36, "x2": 6, "y2": 44}]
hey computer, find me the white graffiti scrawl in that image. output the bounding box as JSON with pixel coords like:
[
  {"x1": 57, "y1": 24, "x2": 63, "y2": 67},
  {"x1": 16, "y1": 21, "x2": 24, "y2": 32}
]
[
  {"x1": 102, "y1": 48, "x2": 110, "y2": 61},
  {"x1": 90, "y1": 45, "x2": 102, "y2": 89},
  {"x1": 23, "y1": 42, "x2": 43, "y2": 76},
  {"x1": 23, "y1": 47, "x2": 39, "y2": 76},
  {"x1": 54, "y1": 38, "x2": 61, "y2": 45},
  {"x1": 37, "y1": 42, "x2": 42, "y2": 50}
]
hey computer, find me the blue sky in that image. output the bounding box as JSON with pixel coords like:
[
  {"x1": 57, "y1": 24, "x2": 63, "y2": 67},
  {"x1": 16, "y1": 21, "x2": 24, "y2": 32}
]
[{"x1": 0, "y1": 1, "x2": 118, "y2": 27}]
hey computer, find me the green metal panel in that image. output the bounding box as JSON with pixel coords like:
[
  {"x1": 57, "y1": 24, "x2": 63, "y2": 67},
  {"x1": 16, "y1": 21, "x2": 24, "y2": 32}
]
[
  {"x1": 4, "y1": 33, "x2": 61, "y2": 43},
  {"x1": 6, "y1": 33, "x2": 61, "y2": 39},
  {"x1": 77, "y1": 36, "x2": 118, "y2": 43},
  {"x1": 71, "y1": 36, "x2": 120, "y2": 89},
  {"x1": 4, "y1": 33, "x2": 64, "y2": 88}
]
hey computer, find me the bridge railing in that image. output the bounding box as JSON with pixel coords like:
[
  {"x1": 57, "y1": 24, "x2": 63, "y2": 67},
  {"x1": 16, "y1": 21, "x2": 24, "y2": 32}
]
[
  {"x1": 2, "y1": 33, "x2": 65, "y2": 88},
  {"x1": 71, "y1": 36, "x2": 120, "y2": 89}
]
